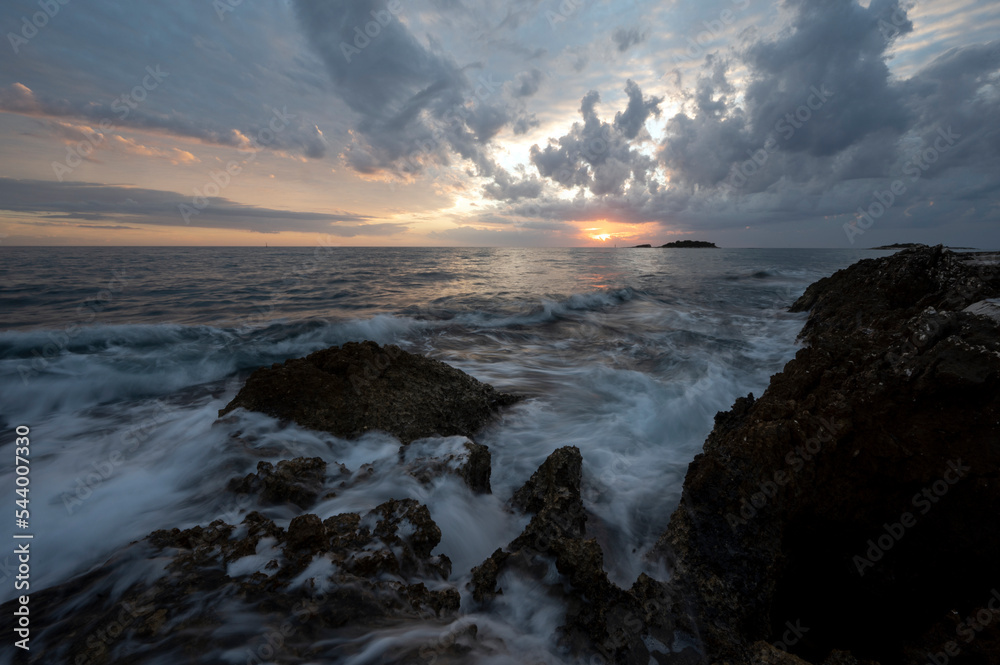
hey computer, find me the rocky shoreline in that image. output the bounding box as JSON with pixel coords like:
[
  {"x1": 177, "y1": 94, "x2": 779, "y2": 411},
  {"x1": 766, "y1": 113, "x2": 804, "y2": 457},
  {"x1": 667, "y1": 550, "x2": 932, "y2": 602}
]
[
  {"x1": 7, "y1": 245, "x2": 999, "y2": 664},
  {"x1": 654, "y1": 245, "x2": 1000, "y2": 664}
]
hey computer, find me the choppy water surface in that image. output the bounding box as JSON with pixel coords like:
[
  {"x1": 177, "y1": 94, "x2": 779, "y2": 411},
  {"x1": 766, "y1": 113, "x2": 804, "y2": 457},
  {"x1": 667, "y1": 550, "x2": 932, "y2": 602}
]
[{"x1": 0, "y1": 246, "x2": 884, "y2": 662}]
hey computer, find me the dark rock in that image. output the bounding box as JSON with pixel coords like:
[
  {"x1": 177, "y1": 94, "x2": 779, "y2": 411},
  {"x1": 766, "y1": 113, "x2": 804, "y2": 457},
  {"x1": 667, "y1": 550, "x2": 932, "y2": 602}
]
[
  {"x1": 632, "y1": 243, "x2": 653, "y2": 248},
  {"x1": 510, "y1": 445, "x2": 583, "y2": 521},
  {"x1": 227, "y1": 456, "x2": 339, "y2": 508},
  {"x1": 10, "y1": 499, "x2": 457, "y2": 664},
  {"x1": 219, "y1": 341, "x2": 521, "y2": 443},
  {"x1": 400, "y1": 436, "x2": 493, "y2": 493},
  {"x1": 370, "y1": 498, "x2": 442, "y2": 563},
  {"x1": 789, "y1": 245, "x2": 997, "y2": 346},
  {"x1": 470, "y1": 446, "x2": 679, "y2": 664},
  {"x1": 468, "y1": 547, "x2": 510, "y2": 603},
  {"x1": 284, "y1": 513, "x2": 326, "y2": 555},
  {"x1": 459, "y1": 441, "x2": 492, "y2": 494},
  {"x1": 653, "y1": 246, "x2": 1000, "y2": 664},
  {"x1": 870, "y1": 242, "x2": 926, "y2": 250},
  {"x1": 871, "y1": 243, "x2": 976, "y2": 250}
]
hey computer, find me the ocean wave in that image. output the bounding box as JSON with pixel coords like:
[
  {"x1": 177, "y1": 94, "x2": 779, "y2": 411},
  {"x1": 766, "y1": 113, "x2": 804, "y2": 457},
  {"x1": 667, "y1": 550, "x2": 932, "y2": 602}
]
[
  {"x1": 448, "y1": 287, "x2": 638, "y2": 329},
  {"x1": 0, "y1": 315, "x2": 426, "y2": 421},
  {"x1": 0, "y1": 287, "x2": 646, "y2": 422}
]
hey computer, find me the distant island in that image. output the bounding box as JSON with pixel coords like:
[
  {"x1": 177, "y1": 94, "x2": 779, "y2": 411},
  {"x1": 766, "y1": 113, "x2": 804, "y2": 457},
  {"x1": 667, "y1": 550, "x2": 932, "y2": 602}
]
[
  {"x1": 631, "y1": 240, "x2": 717, "y2": 248},
  {"x1": 661, "y1": 240, "x2": 717, "y2": 248},
  {"x1": 872, "y1": 243, "x2": 976, "y2": 250}
]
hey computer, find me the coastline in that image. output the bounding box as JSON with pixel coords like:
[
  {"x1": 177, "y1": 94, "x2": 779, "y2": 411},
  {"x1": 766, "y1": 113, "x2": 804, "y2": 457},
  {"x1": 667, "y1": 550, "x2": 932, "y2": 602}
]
[{"x1": 3, "y1": 245, "x2": 998, "y2": 664}]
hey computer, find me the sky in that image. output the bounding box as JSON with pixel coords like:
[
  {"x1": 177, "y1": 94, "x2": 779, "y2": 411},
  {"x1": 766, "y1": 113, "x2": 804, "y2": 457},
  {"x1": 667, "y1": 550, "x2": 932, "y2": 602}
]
[{"x1": 0, "y1": 0, "x2": 997, "y2": 247}]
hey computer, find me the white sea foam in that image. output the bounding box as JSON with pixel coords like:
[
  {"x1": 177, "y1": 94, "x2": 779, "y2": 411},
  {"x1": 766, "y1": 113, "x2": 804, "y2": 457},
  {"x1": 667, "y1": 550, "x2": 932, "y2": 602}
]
[{"x1": 0, "y1": 248, "x2": 867, "y2": 662}]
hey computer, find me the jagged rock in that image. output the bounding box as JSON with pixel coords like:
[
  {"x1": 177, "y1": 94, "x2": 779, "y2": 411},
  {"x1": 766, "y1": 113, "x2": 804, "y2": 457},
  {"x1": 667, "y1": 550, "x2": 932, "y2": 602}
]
[
  {"x1": 789, "y1": 245, "x2": 997, "y2": 346},
  {"x1": 511, "y1": 445, "x2": 583, "y2": 521},
  {"x1": 227, "y1": 456, "x2": 342, "y2": 508},
  {"x1": 400, "y1": 436, "x2": 493, "y2": 493},
  {"x1": 470, "y1": 446, "x2": 683, "y2": 664},
  {"x1": 11, "y1": 499, "x2": 457, "y2": 664},
  {"x1": 219, "y1": 341, "x2": 521, "y2": 443},
  {"x1": 369, "y1": 498, "x2": 443, "y2": 564},
  {"x1": 654, "y1": 246, "x2": 1000, "y2": 664},
  {"x1": 284, "y1": 513, "x2": 326, "y2": 554}
]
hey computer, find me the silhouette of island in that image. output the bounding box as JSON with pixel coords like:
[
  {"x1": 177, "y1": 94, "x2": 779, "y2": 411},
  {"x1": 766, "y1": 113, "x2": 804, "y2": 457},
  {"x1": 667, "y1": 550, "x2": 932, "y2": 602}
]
[{"x1": 660, "y1": 240, "x2": 717, "y2": 248}]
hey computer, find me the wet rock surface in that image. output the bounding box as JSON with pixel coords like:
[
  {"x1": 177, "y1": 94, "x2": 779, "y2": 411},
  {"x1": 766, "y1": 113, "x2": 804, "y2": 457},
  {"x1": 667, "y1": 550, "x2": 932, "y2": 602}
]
[
  {"x1": 400, "y1": 436, "x2": 494, "y2": 494},
  {"x1": 9, "y1": 246, "x2": 1000, "y2": 665},
  {"x1": 15, "y1": 499, "x2": 457, "y2": 664},
  {"x1": 219, "y1": 340, "x2": 521, "y2": 443},
  {"x1": 226, "y1": 456, "x2": 346, "y2": 508},
  {"x1": 470, "y1": 446, "x2": 688, "y2": 665},
  {"x1": 654, "y1": 246, "x2": 1000, "y2": 664}
]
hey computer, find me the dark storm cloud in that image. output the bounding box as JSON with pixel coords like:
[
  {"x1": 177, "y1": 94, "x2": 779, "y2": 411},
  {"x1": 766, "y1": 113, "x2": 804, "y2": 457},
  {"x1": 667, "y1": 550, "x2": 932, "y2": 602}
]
[
  {"x1": 743, "y1": 0, "x2": 913, "y2": 156},
  {"x1": 292, "y1": 0, "x2": 533, "y2": 177},
  {"x1": 0, "y1": 178, "x2": 401, "y2": 236},
  {"x1": 655, "y1": 0, "x2": 991, "y2": 203},
  {"x1": 659, "y1": 0, "x2": 918, "y2": 191},
  {"x1": 512, "y1": 0, "x2": 999, "y2": 243},
  {"x1": 899, "y1": 40, "x2": 1000, "y2": 176}
]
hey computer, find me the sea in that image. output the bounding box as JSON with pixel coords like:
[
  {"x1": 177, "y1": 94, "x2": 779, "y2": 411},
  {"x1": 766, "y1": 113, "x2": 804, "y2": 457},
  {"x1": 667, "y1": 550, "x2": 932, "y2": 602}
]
[{"x1": 0, "y1": 246, "x2": 888, "y2": 663}]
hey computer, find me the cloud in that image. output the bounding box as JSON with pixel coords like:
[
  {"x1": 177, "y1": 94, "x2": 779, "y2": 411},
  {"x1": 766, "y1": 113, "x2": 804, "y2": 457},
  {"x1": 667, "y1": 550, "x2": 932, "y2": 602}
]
[
  {"x1": 611, "y1": 26, "x2": 647, "y2": 52},
  {"x1": 657, "y1": 0, "x2": 920, "y2": 191},
  {"x1": 0, "y1": 178, "x2": 404, "y2": 236},
  {"x1": 292, "y1": 0, "x2": 548, "y2": 179},
  {"x1": 527, "y1": 80, "x2": 662, "y2": 197},
  {"x1": 0, "y1": 0, "x2": 997, "y2": 246},
  {"x1": 506, "y1": 0, "x2": 999, "y2": 243},
  {"x1": 512, "y1": 68, "x2": 544, "y2": 98},
  {"x1": 482, "y1": 166, "x2": 543, "y2": 201},
  {"x1": 75, "y1": 224, "x2": 141, "y2": 230},
  {"x1": 0, "y1": 82, "x2": 328, "y2": 159}
]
